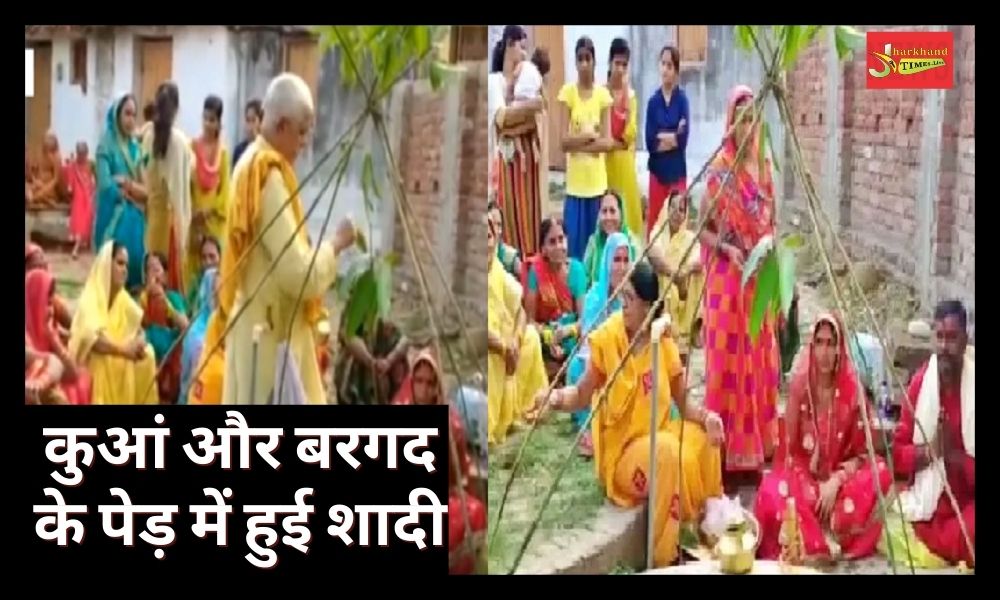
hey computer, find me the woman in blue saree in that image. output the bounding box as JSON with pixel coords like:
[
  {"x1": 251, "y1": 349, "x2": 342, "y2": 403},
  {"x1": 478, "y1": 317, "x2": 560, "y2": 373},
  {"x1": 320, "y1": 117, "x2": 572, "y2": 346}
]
[
  {"x1": 567, "y1": 232, "x2": 678, "y2": 456},
  {"x1": 567, "y1": 232, "x2": 630, "y2": 456},
  {"x1": 179, "y1": 266, "x2": 218, "y2": 404},
  {"x1": 94, "y1": 94, "x2": 148, "y2": 292}
]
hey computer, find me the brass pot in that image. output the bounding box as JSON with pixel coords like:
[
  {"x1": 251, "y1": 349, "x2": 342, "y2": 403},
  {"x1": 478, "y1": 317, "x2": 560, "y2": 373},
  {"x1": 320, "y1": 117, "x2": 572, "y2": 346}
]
[{"x1": 716, "y1": 521, "x2": 755, "y2": 575}]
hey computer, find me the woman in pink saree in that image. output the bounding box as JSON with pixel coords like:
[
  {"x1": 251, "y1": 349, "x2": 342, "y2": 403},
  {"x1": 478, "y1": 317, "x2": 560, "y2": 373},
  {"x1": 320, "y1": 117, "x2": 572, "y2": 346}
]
[
  {"x1": 25, "y1": 268, "x2": 92, "y2": 405},
  {"x1": 700, "y1": 85, "x2": 779, "y2": 478},
  {"x1": 754, "y1": 312, "x2": 891, "y2": 561}
]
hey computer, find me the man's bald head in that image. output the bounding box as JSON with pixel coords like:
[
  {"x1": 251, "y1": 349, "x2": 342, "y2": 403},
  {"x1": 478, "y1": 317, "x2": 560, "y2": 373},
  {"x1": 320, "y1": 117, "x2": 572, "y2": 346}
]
[{"x1": 261, "y1": 73, "x2": 315, "y2": 162}]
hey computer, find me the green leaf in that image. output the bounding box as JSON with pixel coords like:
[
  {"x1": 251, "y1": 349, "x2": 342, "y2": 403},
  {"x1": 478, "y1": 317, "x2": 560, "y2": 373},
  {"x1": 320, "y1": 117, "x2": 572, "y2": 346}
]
[
  {"x1": 361, "y1": 152, "x2": 381, "y2": 216},
  {"x1": 834, "y1": 25, "x2": 865, "y2": 61},
  {"x1": 355, "y1": 227, "x2": 369, "y2": 254},
  {"x1": 734, "y1": 26, "x2": 755, "y2": 52},
  {"x1": 749, "y1": 253, "x2": 779, "y2": 343},
  {"x1": 764, "y1": 118, "x2": 781, "y2": 173},
  {"x1": 741, "y1": 235, "x2": 774, "y2": 289},
  {"x1": 776, "y1": 244, "x2": 797, "y2": 318},
  {"x1": 430, "y1": 60, "x2": 464, "y2": 91},
  {"x1": 411, "y1": 26, "x2": 431, "y2": 58},
  {"x1": 781, "y1": 233, "x2": 806, "y2": 250},
  {"x1": 782, "y1": 26, "x2": 802, "y2": 69},
  {"x1": 374, "y1": 257, "x2": 394, "y2": 318},
  {"x1": 802, "y1": 25, "x2": 823, "y2": 46},
  {"x1": 344, "y1": 268, "x2": 377, "y2": 337}
]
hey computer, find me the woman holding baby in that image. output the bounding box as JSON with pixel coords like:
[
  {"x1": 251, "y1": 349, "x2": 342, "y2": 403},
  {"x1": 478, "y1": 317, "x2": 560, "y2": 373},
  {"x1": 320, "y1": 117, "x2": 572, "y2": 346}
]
[{"x1": 489, "y1": 25, "x2": 547, "y2": 257}]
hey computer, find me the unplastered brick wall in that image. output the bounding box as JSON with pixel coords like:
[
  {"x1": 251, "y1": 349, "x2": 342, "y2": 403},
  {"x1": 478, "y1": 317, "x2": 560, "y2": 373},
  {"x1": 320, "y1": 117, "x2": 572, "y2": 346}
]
[
  {"x1": 782, "y1": 26, "x2": 974, "y2": 327},
  {"x1": 393, "y1": 62, "x2": 488, "y2": 327}
]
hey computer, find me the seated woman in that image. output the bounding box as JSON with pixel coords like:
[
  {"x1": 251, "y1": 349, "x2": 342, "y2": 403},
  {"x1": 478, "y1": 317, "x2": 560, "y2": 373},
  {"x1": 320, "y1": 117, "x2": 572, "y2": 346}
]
[
  {"x1": 521, "y1": 216, "x2": 586, "y2": 379},
  {"x1": 581, "y1": 190, "x2": 641, "y2": 284},
  {"x1": 140, "y1": 252, "x2": 189, "y2": 403},
  {"x1": 187, "y1": 236, "x2": 221, "y2": 316},
  {"x1": 68, "y1": 241, "x2": 160, "y2": 405},
  {"x1": 567, "y1": 231, "x2": 632, "y2": 456},
  {"x1": 28, "y1": 132, "x2": 69, "y2": 209},
  {"x1": 754, "y1": 312, "x2": 891, "y2": 562},
  {"x1": 392, "y1": 350, "x2": 487, "y2": 574},
  {"x1": 488, "y1": 209, "x2": 548, "y2": 444},
  {"x1": 335, "y1": 317, "x2": 410, "y2": 405},
  {"x1": 535, "y1": 261, "x2": 724, "y2": 567},
  {"x1": 26, "y1": 333, "x2": 68, "y2": 405},
  {"x1": 25, "y1": 243, "x2": 73, "y2": 334},
  {"x1": 488, "y1": 199, "x2": 521, "y2": 277},
  {"x1": 651, "y1": 191, "x2": 705, "y2": 360},
  {"x1": 180, "y1": 267, "x2": 218, "y2": 404},
  {"x1": 25, "y1": 269, "x2": 92, "y2": 405}
]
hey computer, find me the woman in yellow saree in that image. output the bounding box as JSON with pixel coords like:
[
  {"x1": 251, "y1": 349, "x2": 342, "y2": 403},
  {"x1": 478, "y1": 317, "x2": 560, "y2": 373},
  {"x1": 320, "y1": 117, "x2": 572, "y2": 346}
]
[
  {"x1": 652, "y1": 191, "x2": 705, "y2": 359},
  {"x1": 534, "y1": 261, "x2": 723, "y2": 567},
  {"x1": 189, "y1": 95, "x2": 231, "y2": 288},
  {"x1": 487, "y1": 210, "x2": 548, "y2": 445},
  {"x1": 605, "y1": 38, "x2": 643, "y2": 235},
  {"x1": 68, "y1": 241, "x2": 159, "y2": 405}
]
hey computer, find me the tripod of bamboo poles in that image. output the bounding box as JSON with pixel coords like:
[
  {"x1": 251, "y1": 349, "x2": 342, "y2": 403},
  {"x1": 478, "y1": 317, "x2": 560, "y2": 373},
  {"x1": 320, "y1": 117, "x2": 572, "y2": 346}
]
[
  {"x1": 499, "y1": 74, "x2": 778, "y2": 573},
  {"x1": 745, "y1": 27, "x2": 973, "y2": 568},
  {"x1": 331, "y1": 28, "x2": 480, "y2": 568}
]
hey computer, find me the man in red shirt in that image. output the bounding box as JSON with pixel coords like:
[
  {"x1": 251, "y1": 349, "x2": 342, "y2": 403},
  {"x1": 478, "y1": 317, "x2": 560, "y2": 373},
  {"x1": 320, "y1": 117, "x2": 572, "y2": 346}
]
[{"x1": 892, "y1": 300, "x2": 974, "y2": 566}]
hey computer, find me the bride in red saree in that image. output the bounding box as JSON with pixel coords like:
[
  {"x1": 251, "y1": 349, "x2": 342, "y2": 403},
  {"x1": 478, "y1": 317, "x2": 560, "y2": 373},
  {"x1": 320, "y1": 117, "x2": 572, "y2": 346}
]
[{"x1": 754, "y1": 312, "x2": 891, "y2": 561}]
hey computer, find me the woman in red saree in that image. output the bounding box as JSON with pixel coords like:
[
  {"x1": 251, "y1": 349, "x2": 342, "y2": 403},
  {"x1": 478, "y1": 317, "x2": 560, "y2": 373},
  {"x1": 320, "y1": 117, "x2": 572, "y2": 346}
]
[
  {"x1": 65, "y1": 142, "x2": 97, "y2": 259},
  {"x1": 26, "y1": 243, "x2": 73, "y2": 333},
  {"x1": 521, "y1": 216, "x2": 587, "y2": 376},
  {"x1": 754, "y1": 312, "x2": 891, "y2": 561},
  {"x1": 700, "y1": 85, "x2": 779, "y2": 478},
  {"x1": 25, "y1": 269, "x2": 92, "y2": 405},
  {"x1": 392, "y1": 350, "x2": 486, "y2": 574}
]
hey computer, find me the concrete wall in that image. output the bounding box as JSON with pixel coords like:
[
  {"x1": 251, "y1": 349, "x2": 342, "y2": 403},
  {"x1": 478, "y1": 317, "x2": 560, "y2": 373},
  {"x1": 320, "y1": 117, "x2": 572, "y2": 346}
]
[
  {"x1": 784, "y1": 25, "x2": 975, "y2": 331},
  {"x1": 49, "y1": 37, "x2": 99, "y2": 153},
  {"x1": 171, "y1": 27, "x2": 234, "y2": 146}
]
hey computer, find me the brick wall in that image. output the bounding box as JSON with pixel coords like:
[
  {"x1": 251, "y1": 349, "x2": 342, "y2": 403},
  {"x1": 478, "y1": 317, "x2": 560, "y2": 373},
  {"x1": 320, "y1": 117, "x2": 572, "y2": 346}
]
[
  {"x1": 783, "y1": 26, "x2": 975, "y2": 328},
  {"x1": 392, "y1": 61, "x2": 488, "y2": 327}
]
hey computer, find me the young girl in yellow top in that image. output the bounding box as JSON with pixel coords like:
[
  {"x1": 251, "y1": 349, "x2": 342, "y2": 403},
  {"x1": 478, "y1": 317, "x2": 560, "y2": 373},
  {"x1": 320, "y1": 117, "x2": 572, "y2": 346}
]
[
  {"x1": 534, "y1": 261, "x2": 723, "y2": 567},
  {"x1": 558, "y1": 36, "x2": 615, "y2": 261}
]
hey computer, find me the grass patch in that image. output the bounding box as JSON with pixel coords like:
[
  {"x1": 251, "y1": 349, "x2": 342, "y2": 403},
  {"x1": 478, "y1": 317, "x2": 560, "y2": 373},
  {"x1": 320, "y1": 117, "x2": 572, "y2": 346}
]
[
  {"x1": 55, "y1": 278, "x2": 82, "y2": 300},
  {"x1": 488, "y1": 413, "x2": 606, "y2": 574},
  {"x1": 610, "y1": 563, "x2": 636, "y2": 575}
]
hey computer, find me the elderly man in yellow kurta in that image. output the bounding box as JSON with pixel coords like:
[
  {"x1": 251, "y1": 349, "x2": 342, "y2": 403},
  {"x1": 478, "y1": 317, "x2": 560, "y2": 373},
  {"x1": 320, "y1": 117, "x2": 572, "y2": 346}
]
[{"x1": 210, "y1": 73, "x2": 355, "y2": 405}]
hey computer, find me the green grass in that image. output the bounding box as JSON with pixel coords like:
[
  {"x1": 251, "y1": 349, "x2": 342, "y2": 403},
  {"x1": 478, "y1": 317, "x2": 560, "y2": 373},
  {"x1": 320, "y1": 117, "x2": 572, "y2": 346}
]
[
  {"x1": 487, "y1": 413, "x2": 606, "y2": 574},
  {"x1": 610, "y1": 563, "x2": 636, "y2": 575},
  {"x1": 55, "y1": 278, "x2": 82, "y2": 300}
]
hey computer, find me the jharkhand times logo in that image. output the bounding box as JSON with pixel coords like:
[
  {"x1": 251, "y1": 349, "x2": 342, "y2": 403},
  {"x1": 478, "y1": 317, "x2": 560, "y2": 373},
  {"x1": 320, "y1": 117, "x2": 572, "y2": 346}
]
[{"x1": 868, "y1": 42, "x2": 948, "y2": 78}]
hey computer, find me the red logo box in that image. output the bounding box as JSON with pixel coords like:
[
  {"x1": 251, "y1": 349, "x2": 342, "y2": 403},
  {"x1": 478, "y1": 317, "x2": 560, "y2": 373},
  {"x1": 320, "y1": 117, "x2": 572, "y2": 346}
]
[{"x1": 866, "y1": 30, "x2": 954, "y2": 90}]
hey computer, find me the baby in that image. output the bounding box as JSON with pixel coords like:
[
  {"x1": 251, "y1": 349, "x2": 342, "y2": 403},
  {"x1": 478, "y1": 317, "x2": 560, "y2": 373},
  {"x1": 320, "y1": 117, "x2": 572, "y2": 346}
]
[
  {"x1": 512, "y1": 47, "x2": 550, "y2": 104},
  {"x1": 507, "y1": 47, "x2": 551, "y2": 167}
]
